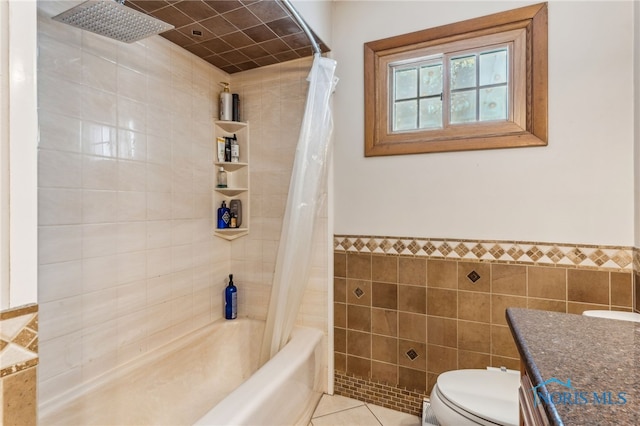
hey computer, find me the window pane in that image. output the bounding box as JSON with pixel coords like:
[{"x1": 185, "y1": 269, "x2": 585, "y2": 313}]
[
  {"x1": 450, "y1": 90, "x2": 476, "y2": 124},
  {"x1": 420, "y1": 64, "x2": 442, "y2": 97},
  {"x1": 394, "y1": 100, "x2": 418, "y2": 130},
  {"x1": 479, "y1": 86, "x2": 507, "y2": 121},
  {"x1": 479, "y1": 49, "x2": 507, "y2": 86},
  {"x1": 419, "y1": 98, "x2": 442, "y2": 129},
  {"x1": 450, "y1": 55, "x2": 476, "y2": 90},
  {"x1": 395, "y1": 68, "x2": 417, "y2": 100}
]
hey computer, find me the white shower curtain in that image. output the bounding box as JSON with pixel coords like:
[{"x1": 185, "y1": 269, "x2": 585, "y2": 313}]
[{"x1": 260, "y1": 54, "x2": 338, "y2": 364}]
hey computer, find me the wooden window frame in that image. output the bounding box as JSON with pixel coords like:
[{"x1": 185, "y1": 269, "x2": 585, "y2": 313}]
[{"x1": 364, "y1": 2, "x2": 548, "y2": 156}]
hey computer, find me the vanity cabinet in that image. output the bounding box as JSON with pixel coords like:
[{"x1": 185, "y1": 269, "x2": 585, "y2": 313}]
[
  {"x1": 213, "y1": 120, "x2": 249, "y2": 240},
  {"x1": 518, "y1": 367, "x2": 550, "y2": 426}
]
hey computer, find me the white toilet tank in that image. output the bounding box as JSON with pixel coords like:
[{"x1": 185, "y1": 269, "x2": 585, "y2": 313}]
[{"x1": 582, "y1": 310, "x2": 640, "y2": 322}]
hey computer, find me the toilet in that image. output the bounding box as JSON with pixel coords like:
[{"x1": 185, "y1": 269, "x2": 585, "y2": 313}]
[
  {"x1": 582, "y1": 310, "x2": 640, "y2": 322},
  {"x1": 429, "y1": 367, "x2": 520, "y2": 426},
  {"x1": 429, "y1": 310, "x2": 640, "y2": 426}
]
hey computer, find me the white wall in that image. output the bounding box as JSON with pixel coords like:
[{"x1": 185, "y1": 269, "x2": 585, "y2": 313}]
[
  {"x1": 291, "y1": 0, "x2": 333, "y2": 48},
  {"x1": 0, "y1": 0, "x2": 38, "y2": 309},
  {"x1": 332, "y1": 1, "x2": 635, "y2": 246},
  {"x1": 634, "y1": 0, "x2": 640, "y2": 246}
]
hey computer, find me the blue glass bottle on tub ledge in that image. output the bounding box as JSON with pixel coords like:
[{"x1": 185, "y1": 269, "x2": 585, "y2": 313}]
[{"x1": 225, "y1": 274, "x2": 237, "y2": 320}]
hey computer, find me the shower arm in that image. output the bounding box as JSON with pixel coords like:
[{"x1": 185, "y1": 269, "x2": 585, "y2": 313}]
[{"x1": 280, "y1": 0, "x2": 321, "y2": 56}]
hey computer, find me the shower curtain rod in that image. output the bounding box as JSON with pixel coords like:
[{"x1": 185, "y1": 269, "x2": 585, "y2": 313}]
[{"x1": 280, "y1": 0, "x2": 321, "y2": 56}]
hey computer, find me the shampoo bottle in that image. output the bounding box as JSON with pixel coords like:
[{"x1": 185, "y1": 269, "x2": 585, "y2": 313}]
[
  {"x1": 217, "y1": 200, "x2": 231, "y2": 229},
  {"x1": 225, "y1": 274, "x2": 237, "y2": 319},
  {"x1": 217, "y1": 167, "x2": 227, "y2": 188},
  {"x1": 219, "y1": 82, "x2": 232, "y2": 121},
  {"x1": 230, "y1": 134, "x2": 239, "y2": 163}
]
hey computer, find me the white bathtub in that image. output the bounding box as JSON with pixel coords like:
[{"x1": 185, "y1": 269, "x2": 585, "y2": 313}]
[{"x1": 39, "y1": 318, "x2": 325, "y2": 425}]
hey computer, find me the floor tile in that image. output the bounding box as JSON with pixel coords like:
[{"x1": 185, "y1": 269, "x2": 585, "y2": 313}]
[
  {"x1": 311, "y1": 405, "x2": 382, "y2": 426},
  {"x1": 312, "y1": 394, "x2": 365, "y2": 418},
  {"x1": 368, "y1": 403, "x2": 421, "y2": 426}
]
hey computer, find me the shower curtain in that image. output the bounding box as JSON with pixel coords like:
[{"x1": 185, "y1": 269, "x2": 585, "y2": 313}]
[{"x1": 259, "y1": 54, "x2": 338, "y2": 364}]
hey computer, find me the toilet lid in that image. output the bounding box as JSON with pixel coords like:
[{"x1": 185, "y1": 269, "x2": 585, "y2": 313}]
[{"x1": 437, "y1": 369, "x2": 519, "y2": 426}]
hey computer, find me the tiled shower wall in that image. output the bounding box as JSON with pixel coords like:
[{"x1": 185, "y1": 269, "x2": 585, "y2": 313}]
[
  {"x1": 229, "y1": 57, "x2": 330, "y2": 386},
  {"x1": 229, "y1": 56, "x2": 328, "y2": 327},
  {"x1": 36, "y1": 7, "x2": 229, "y2": 405},
  {"x1": 333, "y1": 235, "x2": 634, "y2": 416}
]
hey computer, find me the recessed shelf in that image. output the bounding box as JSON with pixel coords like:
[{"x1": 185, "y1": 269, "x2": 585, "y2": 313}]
[
  {"x1": 215, "y1": 188, "x2": 248, "y2": 196},
  {"x1": 213, "y1": 121, "x2": 250, "y2": 241},
  {"x1": 215, "y1": 162, "x2": 248, "y2": 171}
]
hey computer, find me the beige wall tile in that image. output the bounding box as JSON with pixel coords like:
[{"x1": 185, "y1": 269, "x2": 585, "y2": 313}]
[
  {"x1": 335, "y1": 353, "x2": 346, "y2": 372},
  {"x1": 427, "y1": 344, "x2": 457, "y2": 374},
  {"x1": 346, "y1": 253, "x2": 372, "y2": 280},
  {"x1": 399, "y1": 367, "x2": 425, "y2": 392},
  {"x1": 347, "y1": 355, "x2": 370, "y2": 379},
  {"x1": 567, "y1": 301, "x2": 609, "y2": 315},
  {"x1": 372, "y1": 335, "x2": 398, "y2": 364},
  {"x1": 458, "y1": 350, "x2": 490, "y2": 370},
  {"x1": 528, "y1": 266, "x2": 566, "y2": 300},
  {"x1": 2, "y1": 367, "x2": 37, "y2": 426},
  {"x1": 371, "y1": 361, "x2": 397, "y2": 385},
  {"x1": 458, "y1": 262, "x2": 490, "y2": 292},
  {"x1": 346, "y1": 279, "x2": 372, "y2": 306},
  {"x1": 610, "y1": 272, "x2": 632, "y2": 307},
  {"x1": 372, "y1": 255, "x2": 397, "y2": 283},
  {"x1": 398, "y1": 285, "x2": 426, "y2": 314},
  {"x1": 458, "y1": 291, "x2": 490, "y2": 323},
  {"x1": 371, "y1": 282, "x2": 397, "y2": 310},
  {"x1": 398, "y1": 312, "x2": 426, "y2": 343},
  {"x1": 334, "y1": 278, "x2": 346, "y2": 303},
  {"x1": 347, "y1": 330, "x2": 371, "y2": 358},
  {"x1": 492, "y1": 294, "x2": 528, "y2": 326},
  {"x1": 457, "y1": 320, "x2": 490, "y2": 353},
  {"x1": 427, "y1": 316, "x2": 457, "y2": 348},
  {"x1": 527, "y1": 298, "x2": 566, "y2": 313},
  {"x1": 347, "y1": 305, "x2": 371, "y2": 332},
  {"x1": 492, "y1": 264, "x2": 526, "y2": 296},
  {"x1": 334, "y1": 302, "x2": 346, "y2": 328},
  {"x1": 334, "y1": 253, "x2": 346, "y2": 278},
  {"x1": 491, "y1": 325, "x2": 519, "y2": 358},
  {"x1": 567, "y1": 269, "x2": 609, "y2": 305},
  {"x1": 427, "y1": 259, "x2": 457, "y2": 289},
  {"x1": 398, "y1": 339, "x2": 426, "y2": 371},
  {"x1": 371, "y1": 308, "x2": 397, "y2": 337},
  {"x1": 399, "y1": 257, "x2": 426, "y2": 286},
  {"x1": 491, "y1": 355, "x2": 519, "y2": 371},
  {"x1": 427, "y1": 288, "x2": 457, "y2": 318},
  {"x1": 333, "y1": 327, "x2": 347, "y2": 353}
]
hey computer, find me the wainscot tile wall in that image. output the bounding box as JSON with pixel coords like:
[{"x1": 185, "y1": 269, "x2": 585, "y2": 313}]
[
  {"x1": 1, "y1": 304, "x2": 38, "y2": 425},
  {"x1": 334, "y1": 235, "x2": 635, "y2": 416}
]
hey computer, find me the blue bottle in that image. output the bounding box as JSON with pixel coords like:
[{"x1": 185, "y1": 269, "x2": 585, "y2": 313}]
[
  {"x1": 217, "y1": 200, "x2": 230, "y2": 229},
  {"x1": 225, "y1": 274, "x2": 237, "y2": 320}
]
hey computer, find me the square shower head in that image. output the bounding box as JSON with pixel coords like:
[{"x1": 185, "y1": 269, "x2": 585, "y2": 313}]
[{"x1": 52, "y1": 0, "x2": 174, "y2": 44}]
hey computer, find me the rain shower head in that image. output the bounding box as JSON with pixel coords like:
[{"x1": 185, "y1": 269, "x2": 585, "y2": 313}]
[{"x1": 52, "y1": 0, "x2": 174, "y2": 43}]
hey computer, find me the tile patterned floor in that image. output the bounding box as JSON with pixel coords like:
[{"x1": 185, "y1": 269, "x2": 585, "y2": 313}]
[{"x1": 310, "y1": 394, "x2": 421, "y2": 426}]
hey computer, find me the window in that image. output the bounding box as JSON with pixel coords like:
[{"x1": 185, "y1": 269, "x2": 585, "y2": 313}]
[{"x1": 364, "y1": 3, "x2": 547, "y2": 156}]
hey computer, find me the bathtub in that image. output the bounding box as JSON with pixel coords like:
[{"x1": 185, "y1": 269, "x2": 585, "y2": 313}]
[{"x1": 39, "y1": 318, "x2": 325, "y2": 425}]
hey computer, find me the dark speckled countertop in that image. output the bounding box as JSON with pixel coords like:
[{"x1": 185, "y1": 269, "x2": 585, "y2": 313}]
[{"x1": 506, "y1": 308, "x2": 640, "y2": 426}]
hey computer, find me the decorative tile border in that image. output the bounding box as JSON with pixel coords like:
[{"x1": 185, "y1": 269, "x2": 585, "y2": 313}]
[
  {"x1": 0, "y1": 304, "x2": 38, "y2": 377},
  {"x1": 334, "y1": 371, "x2": 424, "y2": 417},
  {"x1": 335, "y1": 235, "x2": 634, "y2": 271}
]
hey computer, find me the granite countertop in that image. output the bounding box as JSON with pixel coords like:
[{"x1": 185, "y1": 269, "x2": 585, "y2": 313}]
[{"x1": 506, "y1": 308, "x2": 640, "y2": 426}]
